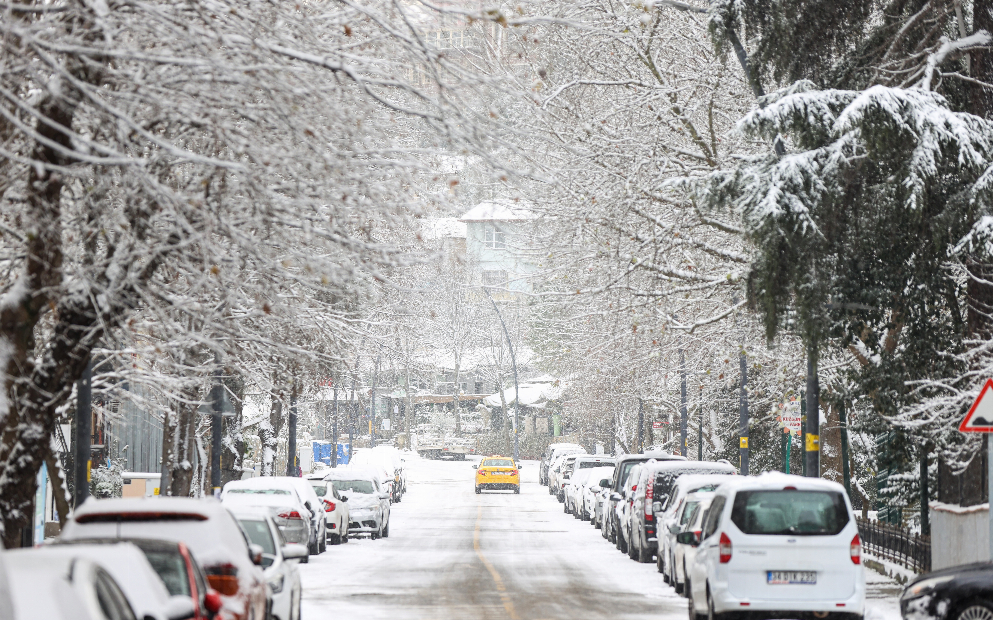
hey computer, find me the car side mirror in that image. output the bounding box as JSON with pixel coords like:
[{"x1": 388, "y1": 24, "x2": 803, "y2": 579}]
[
  {"x1": 340, "y1": 495, "x2": 348, "y2": 502},
  {"x1": 472, "y1": 465, "x2": 478, "y2": 469},
  {"x1": 380, "y1": 493, "x2": 390, "y2": 500},
  {"x1": 652, "y1": 501, "x2": 662, "y2": 513},
  {"x1": 676, "y1": 531, "x2": 701, "y2": 547},
  {"x1": 517, "y1": 464, "x2": 523, "y2": 469},
  {"x1": 610, "y1": 492, "x2": 623, "y2": 501},
  {"x1": 669, "y1": 523, "x2": 680, "y2": 533},
  {"x1": 599, "y1": 479, "x2": 611, "y2": 488},
  {"x1": 305, "y1": 500, "x2": 313, "y2": 510},
  {"x1": 203, "y1": 590, "x2": 223, "y2": 615},
  {"x1": 281, "y1": 543, "x2": 309, "y2": 562},
  {"x1": 163, "y1": 596, "x2": 196, "y2": 620},
  {"x1": 249, "y1": 543, "x2": 265, "y2": 566}
]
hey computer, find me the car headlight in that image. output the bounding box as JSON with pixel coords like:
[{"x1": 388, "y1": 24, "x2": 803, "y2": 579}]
[
  {"x1": 902, "y1": 576, "x2": 953, "y2": 600},
  {"x1": 268, "y1": 574, "x2": 285, "y2": 594}
]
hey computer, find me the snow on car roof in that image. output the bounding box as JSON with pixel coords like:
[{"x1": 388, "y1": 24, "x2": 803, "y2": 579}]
[
  {"x1": 321, "y1": 467, "x2": 380, "y2": 481},
  {"x1": 7, "y1": 543, "x2": 170, "y2": 618},
  {"x1": 641, "y1": 460, "x2": 737, "y2": 476},
  {"x1": 714, "y1": 471, "x2": 848, "y2": 494}
]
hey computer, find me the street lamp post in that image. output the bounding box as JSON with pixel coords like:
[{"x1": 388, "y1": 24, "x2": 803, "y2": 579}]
[{"x1": 484, "y1": 287, "x2": 520, "y2": 462}]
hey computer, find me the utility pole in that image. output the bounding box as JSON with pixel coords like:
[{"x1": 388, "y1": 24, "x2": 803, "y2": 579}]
[
  {"x1": 739, "y1": 348, "x2": 749, "y2": 476},
  {"x1": 680, "y1": 350, "x2": 688, "y2": 457},
  {"x1": 840, "y1": 400, "x2": 851, "y2": 497},
  {"x1": 805, "y1": 346, "x2": 820, "y2": 477},
  {"x1": 698, "y1": 384, "x2": 704, "y2": 461},
  {"x1": 286, "y1": 387, "x2": 297, "y2": 477},
  {"x1": 211, "y1": 362, "x2": 224, "y2": 495},
  {"x1": 73, "y1": 358, "x2": 93, "y2": 508},
  {"x1": 484, "y1": 287, "x2": 520, "y2": 461},
  {"x1": 637, "y1": 399, "x2": 645, "y2": 453},
  {"x1": 331, "y1": 383, "x2": 339, "y2": 468},
  {"x1": 371, "y1": 355, "x2": 380, "y2": 448},
  {"x1": 801, "y1": 390, "x2": 807, "y2": 477}
]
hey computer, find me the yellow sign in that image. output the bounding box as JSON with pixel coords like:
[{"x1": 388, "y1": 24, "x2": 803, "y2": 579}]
[
  {"x1": 806, "y1": 433, "x2": 820, "y2": 451},
  {"x1": 86, "y1": 460, "x2": 92, "y2": 482},
  {"x1": 739, "y1": 437, "x2": 749, "y2": 449},
  {"x1": 153, "y1": 487, "x2": 160, "y2": 495}
]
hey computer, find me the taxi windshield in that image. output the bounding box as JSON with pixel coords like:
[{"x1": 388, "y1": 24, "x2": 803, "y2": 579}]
[{"x1": 484, "y1": 459, "x2": 515, "y2": 467}]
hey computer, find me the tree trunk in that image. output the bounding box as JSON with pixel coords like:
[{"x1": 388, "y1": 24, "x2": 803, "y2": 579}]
[
  {"x1": 221, "y1": 371, "x2": 246, "y2": 485},
  {"x1": 404, "y1": 359, "x2": 413, "y2": 450},
  {"x1": 260, "y1": 396, "x2": 284, "y2": 476},
  {"x1": 453, "y1": 358, "x2": 462, "y2": 437},
  {"x1": 498, "y1": 372, "x2": 510, "y2": 454},
  {"x1": 161, "y1": 389, "x2": 199, "y2": 497}
]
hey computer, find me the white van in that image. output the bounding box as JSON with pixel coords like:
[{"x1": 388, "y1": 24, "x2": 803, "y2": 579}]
[{"x1": 683, "y1": 473, "x2": 864, "y2": 620}]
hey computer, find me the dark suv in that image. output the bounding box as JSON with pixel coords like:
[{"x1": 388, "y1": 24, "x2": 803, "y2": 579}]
[
  {"x1": 626, "y1": 460, "x2": 737, "y2": 563},
  {"x1": 605, "y1": 452, "x2": 685, "y2": 552}
]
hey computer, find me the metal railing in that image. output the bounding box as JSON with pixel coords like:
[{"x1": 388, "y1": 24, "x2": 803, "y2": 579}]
[{"x1": 856, "y1": 517, "x2": 930, "y2": 574}]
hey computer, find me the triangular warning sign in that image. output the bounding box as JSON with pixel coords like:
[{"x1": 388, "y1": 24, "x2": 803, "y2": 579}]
[{"x1": 960, "y1": 379, "x2": 993, "y2": 433}]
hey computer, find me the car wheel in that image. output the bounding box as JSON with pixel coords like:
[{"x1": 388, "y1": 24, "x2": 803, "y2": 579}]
[
  {"x1": 956, "y1": 603, "x2": 993, "y2": 620},
  {"x1": 687, "y1": 580, "x2": 704, "y2": 620},
  {"x1": 291, "y1": 586, "x2": 301, "y2": 620},
  {"x1": 300, "y1": 553, "x2": 309, "y2": 564},
  {"x1": 382, "y1": 521, "x2": 390, "y2": 538},
  {"x1": 372, "y1": 529, "x2": 380, "y2": 540},
  {"x1": 628, "y1": 526, "x2": 639, "y2": 560},
  {"x1": 475, "y1": 486, "x2": 482, "y2": 495},
  {"x1": 319, "y1": 532, "x2": 327, "y2": 553},
  {"x1": 514, "y1": 486, "x2": 520, "y2": 494},
  {"x1": 659, "y1": 552, "x2": 667, "y2": 577},
  {"x1": 618, "y1": 530, "x2": 628, "y2": 554}
]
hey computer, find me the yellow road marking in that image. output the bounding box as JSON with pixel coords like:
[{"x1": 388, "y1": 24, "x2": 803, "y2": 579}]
[{"x1": 474, "y1": 504, "x2": 520, "y2": 620}]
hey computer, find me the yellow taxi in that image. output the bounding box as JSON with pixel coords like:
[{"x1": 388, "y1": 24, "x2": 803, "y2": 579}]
[{"x1": 473, "y1": 456, "x2": 521, "y2": 494}]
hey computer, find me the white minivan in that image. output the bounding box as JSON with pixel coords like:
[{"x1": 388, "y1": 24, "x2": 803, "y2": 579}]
[{"x1": 683, "y1": 473, "x2": 864, "y2": 620}]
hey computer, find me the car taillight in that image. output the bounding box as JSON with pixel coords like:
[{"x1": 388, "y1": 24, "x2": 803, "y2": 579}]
[
  {"x1": 850, "y1": 534, "x2": 862, "y2": 564},
  {"x1": 719, "y1": 532, "x2": 732, "y2": 563},
  {"x1": 278, "y1": 510, "x2": 303, "y2": 520},
  {"x1": 323, "y1": 500, "x2": 336, "y2": 512},
  {"x1": 632, "y1": 485, "x2": 637, "y2": 491},
  {"x1": 511, "y1": 470, "x2": 518, "y2": 475},
  {"x1": 645, "y1": 484, "x2": 654, "y2": 520},
  {"x1": 479, "y1": 471, "x2": 487, "y2": 476},
  {"x1": 205, "y1": 564, "x2": 239, "y2": 596}
]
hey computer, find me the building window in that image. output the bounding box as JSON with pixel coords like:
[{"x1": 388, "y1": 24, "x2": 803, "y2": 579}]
[
  {"x1": 483, "y1": 227, "x2": 505, "y2": 249},
  {"x1": 482, "y1": 270, "x2": 508, "y2": 287},
  {"x1": 428, "y1": 29, "x2": 473, "y2": 50}
]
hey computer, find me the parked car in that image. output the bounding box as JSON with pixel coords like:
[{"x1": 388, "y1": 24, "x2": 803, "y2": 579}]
[
  {"x1": 305, "y1": 476, "x2": 350, "y2": 544},
  {"x1": 4, "y1": 543, "x2": 193, "y2": 620},
  {"x1": 604, "y1": 452, "x2": 685, "y2": 549},
  {"x1": 230, "y1": 508, "x2": 306, "y2": 620},
  {"x1": 581, "y1": 465, "x2": 617, "y2": 524},
  {"x1": 658, "y1": 473, "x2": 737, "y2": 581},
  {"x1": 60, "y1": 497, "x2": 269, "y2": 620},
  {"x1": 563, "y1": 467, "x2": 595, "y2": 515},
  {"x1": 370, "y1": 445, "x2": 407, "y2": 501},
  {"x1": 221, "y1": 478, "x2": 320, "y2": 558},
  {"x1": 627, "y1": 460, "x2": 738, "y2": 564},
  {"x1": 684, "y1": 473, "x2": 865, "y2": 620},
  {"x1": 324, "y1": 468, "x2": 392, "y2": 539},
  {"x1": 900, "y1": 562, "x2": 993, "y2": 620},
  {"x1": 554, "y1": 454, "x2": 588, "y2": 502},
  {"x1": 350, "y1": 450, "x2": 397, "y2": 502},
  {"x1": 615, "y1": 462, "x2": 644, "y2": 554},
  {"x1": 564, "y1": 456, "x2": 615, "y2": 513},
  {"x1": 540, "y1": 443, "x2": 584, "y2": 486},
  {"x1": 2, "y1": 549, "x2": 135, "y2": 620},
  {"x1": 547, "y1": 451, "x2": 585, "y2": 494},
  {"x1": 669, "y1": 491, "x2": 716, "y2": 595},
  {"x1": 55, "y1": 538, "x2": 223, "y2": 620}
]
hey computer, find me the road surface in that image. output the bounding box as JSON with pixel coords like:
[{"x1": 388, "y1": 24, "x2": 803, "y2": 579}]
[{"x1": 299, "y1": 456, "x2": 903, "y2": 620}]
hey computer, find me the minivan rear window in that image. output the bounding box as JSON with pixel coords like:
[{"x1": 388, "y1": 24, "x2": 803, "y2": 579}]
[{"x1": 730, "y1": 490, "x2": 849, "y2": 536}]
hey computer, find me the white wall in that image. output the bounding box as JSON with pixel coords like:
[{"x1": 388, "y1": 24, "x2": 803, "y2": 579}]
[{"x1": 930, "y1": 503, "x2": 990, "y2": 570}]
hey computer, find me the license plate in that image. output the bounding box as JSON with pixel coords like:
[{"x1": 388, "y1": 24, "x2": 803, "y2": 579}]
[{"x1": 767, "y1": 571, "x2": 816, "y2": 585}]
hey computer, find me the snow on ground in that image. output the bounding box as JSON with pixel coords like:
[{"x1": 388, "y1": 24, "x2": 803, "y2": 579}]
[{"x1": 298, "y1": 454, "x2": 906, "y2": 620}]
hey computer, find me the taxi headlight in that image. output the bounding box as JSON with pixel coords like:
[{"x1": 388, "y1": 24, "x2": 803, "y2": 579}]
[{"x1": 902, "y1": 576, "x2": 953, "y2": 600}]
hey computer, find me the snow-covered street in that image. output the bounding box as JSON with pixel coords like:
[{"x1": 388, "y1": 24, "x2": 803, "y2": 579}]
[{"x1": 299, "y1": 456, "x2": 905, "y2": 620}]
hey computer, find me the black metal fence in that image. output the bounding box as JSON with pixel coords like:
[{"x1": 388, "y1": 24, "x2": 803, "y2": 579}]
[{"x1": 856, "y1": 517, "x2": 931, "y2": 574}]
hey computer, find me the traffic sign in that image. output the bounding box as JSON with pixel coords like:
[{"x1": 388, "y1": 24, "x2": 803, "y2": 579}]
[{"x1": 959, "y1": 379, "x2": 993, "y2": 432}]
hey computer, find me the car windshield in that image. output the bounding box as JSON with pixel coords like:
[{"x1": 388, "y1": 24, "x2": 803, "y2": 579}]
[
  {"x1": 484, "y1": 459, "x2": 515, "y2": 467},
  {"x1": 139, "y1": 547, "x2": 190, "y2": 597},
  {"x1": 227, "y1": 488, "x2": 291, "y2": 495},
  {"x1": 332, "y1": 480, "x2": 375, "y2": 494},
  {"x1": 579, "y1": 461, "x2": 610, "y2": 468},
  {"x1": 238, "y1": 519, "x2": 276, "y2": 568},
  {"x1": 309, "y1": 482, "x2": 327, "y2": 497},
  {"x1": 730, "y1": 490, "x2": 850, "y2": 536}
]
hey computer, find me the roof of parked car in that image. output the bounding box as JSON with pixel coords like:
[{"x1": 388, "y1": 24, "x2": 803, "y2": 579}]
[
  {"x1": 641, "y1": 460, "x2": 738, "y2": 476},
  {"x1": 713, "y1": 471, "x2": 848, "y2": 494}
]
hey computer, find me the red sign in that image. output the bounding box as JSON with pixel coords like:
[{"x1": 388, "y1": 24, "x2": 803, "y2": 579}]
[
  {"x1": 652, "y1": 421, "x2": 666, "y2": 429},
  {"x1": 960, "y1": 379, "x2": 993, "y2": 433}
]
